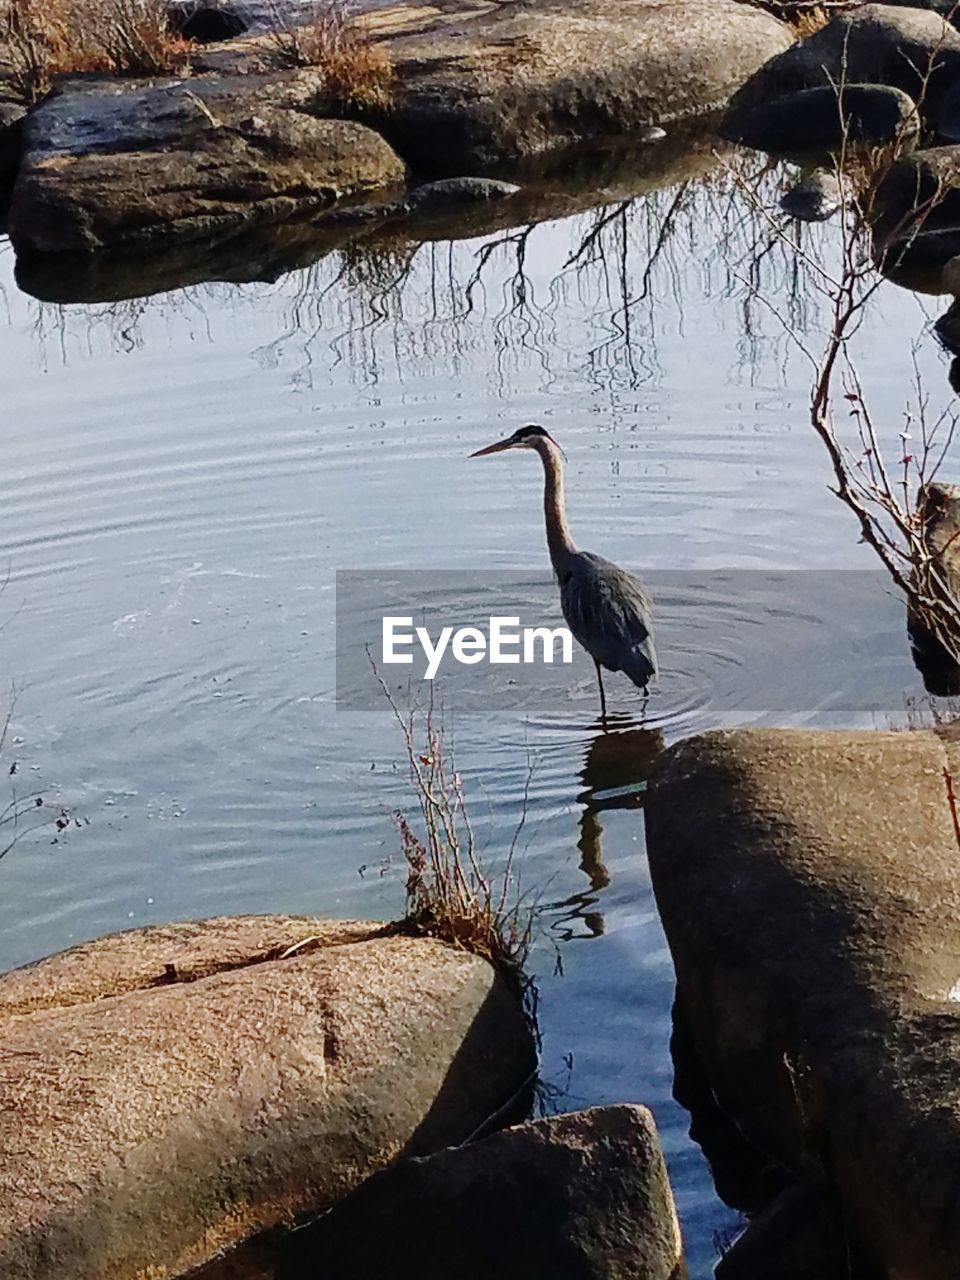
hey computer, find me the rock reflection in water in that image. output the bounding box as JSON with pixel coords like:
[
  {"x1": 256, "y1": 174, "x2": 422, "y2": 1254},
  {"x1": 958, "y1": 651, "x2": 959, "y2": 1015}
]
[
  {"x1": 14, "y1": 119, "x2": 730, "y2": 307},
  {"x1": 549, "y1": 718, "x2": 663, "y2": 942},
  {"x1": 670, "y1": 1001, "x2": 784, "y2": 1218}
]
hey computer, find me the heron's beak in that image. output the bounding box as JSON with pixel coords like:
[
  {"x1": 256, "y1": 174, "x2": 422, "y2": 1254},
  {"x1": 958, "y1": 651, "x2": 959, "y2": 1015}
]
[{"x1": 469, "y1": 439, "x2": 514, "y2": 458}]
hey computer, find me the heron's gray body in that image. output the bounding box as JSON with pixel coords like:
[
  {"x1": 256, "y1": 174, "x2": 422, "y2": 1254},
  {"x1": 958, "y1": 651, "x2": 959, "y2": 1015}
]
[
  {"x1": 470, "y1": 423, "x2": 657, "y2": 714},
  {"x1": 557, "y1": 551, "x2": 658, "y2": 690}
]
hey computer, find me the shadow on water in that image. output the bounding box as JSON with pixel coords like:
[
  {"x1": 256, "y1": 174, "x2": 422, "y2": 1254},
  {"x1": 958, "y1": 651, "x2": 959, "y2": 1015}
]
[
  {"x1": 547, "y1": 716, "x2": 664, "y2": 942},
  {"x1": 13, "y1": 119, "x2": 729, "y2": 306}
]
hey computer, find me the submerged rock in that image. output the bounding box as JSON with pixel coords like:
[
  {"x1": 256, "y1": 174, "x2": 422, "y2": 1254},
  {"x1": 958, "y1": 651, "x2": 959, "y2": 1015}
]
[
  {"x1": 646, "y1": 729, "x2": 960, "y2": 1280},
  {"x1": 780, "y1": 168, "x2": 844, "y2": 222},
  {"x1": 371, "y1": 0, "x2": 793, "y2": 172},
  {"x1": 7, "y1": 72, "x2": 406, "y2": 255},
  {"x1": 276, "y1": 1105, "x2": 682, "y2": 1280},
  {"x1": 723, "y1": 83, "x2": 918, "y2": 154},
  {"x1": 405, "y1": 176, "x2": 521, "y2": 212},
  {"x1": 729, "y1": 4, "x2": 960, "y2": 126},
  {"x1": 0, "y1": 915, "x2": 535, "y2": 1280}
]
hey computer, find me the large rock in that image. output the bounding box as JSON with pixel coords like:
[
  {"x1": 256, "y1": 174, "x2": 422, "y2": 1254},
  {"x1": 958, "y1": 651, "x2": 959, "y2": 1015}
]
[
  {"x1": 7, "y1": 72, "x2": 406, "y2": 255},
  {"x1": 780, "y1": 167, "x2": 844, "y2": 222},
  {"x1": 0, "y1": 915, "x2": 535, "y2": 1280},
  {"x1": 369, "y1": 0, "x2": 794, "y2": 172},
  {"x1": 728, "y1": 4, "x2": 960, "y2": 125},
  {"x1": 276, "y1": 1105, "x2": 683, "y2": 1280},
  {"x1": 646, "y1": 728, "x2": 960, "y2": 1280},
  {"x1": 722, "y1": 82, "x2": 918, "y2": 153}
]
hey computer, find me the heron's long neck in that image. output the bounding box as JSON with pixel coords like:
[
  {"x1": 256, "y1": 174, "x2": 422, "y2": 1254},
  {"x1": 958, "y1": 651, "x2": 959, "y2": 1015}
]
[{"x1": 537, "y1": 439, "x2": 576, "y2": 572}]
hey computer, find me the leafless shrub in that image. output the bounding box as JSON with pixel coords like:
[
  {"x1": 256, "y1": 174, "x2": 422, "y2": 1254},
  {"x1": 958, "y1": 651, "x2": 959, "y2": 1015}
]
[
  {"x1": 0, "y1": 0, "x2": 86, "y2": 104},
  {"x1": 93, "y1": 0, "x2": 193, "y2": 76},
  {"x1": 372, "y1": 663, "x2": 534, "y2": 997},
  {"x1": 265, "y1": 0, "x2": 394, "y2": 112}
]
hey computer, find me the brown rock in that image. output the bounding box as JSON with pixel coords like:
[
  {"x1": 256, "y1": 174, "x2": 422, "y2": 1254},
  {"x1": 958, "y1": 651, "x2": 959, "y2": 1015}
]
[
  {"x1": 277, "y1": 1104, "x2": 683, "y2": 1280},
  {"x1": 7, "y1": 71, "x2": 406, "y2": 255},
  {"x1": 646, "y1": 728, "x2": 960, "y2": 1280},
  {"x1": 0, "y1": 915, "x2": 535, "y2": 1280},
  {"x1": 370, "y1": 0, "x2": 793, "y2": 172}
]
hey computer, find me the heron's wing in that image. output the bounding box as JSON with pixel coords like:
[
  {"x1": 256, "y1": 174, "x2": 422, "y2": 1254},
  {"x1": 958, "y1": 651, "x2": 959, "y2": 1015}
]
[{"x1": 560, "y1": 553, "x2": 658, "y2": 685}]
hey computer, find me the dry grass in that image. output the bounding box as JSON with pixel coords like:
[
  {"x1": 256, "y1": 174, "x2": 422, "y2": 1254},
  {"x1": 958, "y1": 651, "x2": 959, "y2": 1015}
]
[
  {"x1": 756, "y1": 0, "x2": 851, "y2": 39},
  {"x1": 0, "y1": 0, "x2": 193, "y2": 104},
  {"x1": 791, "y1": 5, "x2": 832, "y2": 39},
  {"x1": 266, "y1": 0, "x2": 394, "y2": 113},
  {"x1": 93, "y1": 0, "x2": 193, "y2": 77},
  {"x1": 373, "y1": 668, "x2": 533, "y2": 995}
]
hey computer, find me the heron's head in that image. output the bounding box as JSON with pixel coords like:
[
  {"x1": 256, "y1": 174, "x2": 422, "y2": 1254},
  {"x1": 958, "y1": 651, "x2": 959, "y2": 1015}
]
[{"x1": 469, "y1": 424, "x2": 561, "y2": 458}]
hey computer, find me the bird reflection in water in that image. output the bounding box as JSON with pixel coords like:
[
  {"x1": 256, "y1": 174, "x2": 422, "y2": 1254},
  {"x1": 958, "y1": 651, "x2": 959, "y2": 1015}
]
[{"x1": 548, "y1": 716, "x2": 664, "y2": 942}]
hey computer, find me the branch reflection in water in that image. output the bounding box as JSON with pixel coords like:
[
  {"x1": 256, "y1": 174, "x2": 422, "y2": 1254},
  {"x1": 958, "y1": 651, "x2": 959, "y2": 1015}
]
[{"x1": 547, "y1": 716, "x2": 663, "y2": 943}]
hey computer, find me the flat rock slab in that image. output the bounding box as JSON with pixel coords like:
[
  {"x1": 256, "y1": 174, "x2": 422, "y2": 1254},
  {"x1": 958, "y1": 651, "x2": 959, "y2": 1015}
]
[
  {"x1": 0, "y1": 914, "x2": 535, "y2": 1280},
  {"x1": 646, "y1": 728, "x2": 960, "y2": 1280},
  {"x1": 277, "y1": 1104, "x2": 683, "y2": 1280},
  {"x1": 7, "y1": 72, "x2": 406, "y2": 255},
  {"x1": 370, "y1": 0, "x2": 793, "y2": 172}
]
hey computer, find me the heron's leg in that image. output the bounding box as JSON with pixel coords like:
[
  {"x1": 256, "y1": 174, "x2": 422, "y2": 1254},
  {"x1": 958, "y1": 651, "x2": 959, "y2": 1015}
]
[{"x1": 594, "y1": 660, "x2": 607, "y2": 721}]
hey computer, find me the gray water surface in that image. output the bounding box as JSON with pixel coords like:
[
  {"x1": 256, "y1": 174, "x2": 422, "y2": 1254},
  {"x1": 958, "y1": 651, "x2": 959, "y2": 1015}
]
[{"x1": 0, "y1": 156, "x2": 953, "y2": 1274}]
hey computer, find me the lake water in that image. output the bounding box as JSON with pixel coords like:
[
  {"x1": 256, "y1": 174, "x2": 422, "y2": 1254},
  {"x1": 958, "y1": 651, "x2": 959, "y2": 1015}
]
[{"x1": 0, "y1": 137, "x2": 954, "y2": 1274}]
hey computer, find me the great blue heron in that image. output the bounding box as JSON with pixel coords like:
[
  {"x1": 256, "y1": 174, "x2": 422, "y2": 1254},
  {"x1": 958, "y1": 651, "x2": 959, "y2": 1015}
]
[{"x1": 470, "y1": 425, "x2": 657, "y2": 716}]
